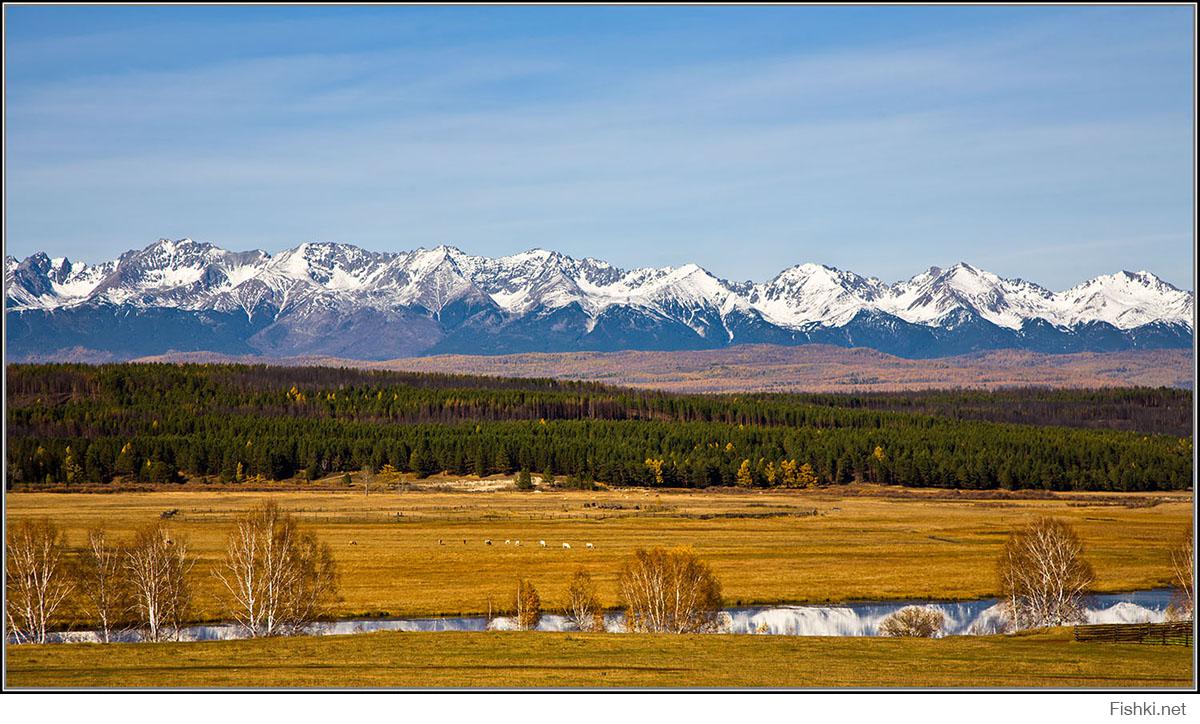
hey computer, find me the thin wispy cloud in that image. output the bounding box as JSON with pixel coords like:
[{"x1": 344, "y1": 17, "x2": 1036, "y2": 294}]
[{"x1": 3, "y1": 6, "x2": 1193, "y2": 289}]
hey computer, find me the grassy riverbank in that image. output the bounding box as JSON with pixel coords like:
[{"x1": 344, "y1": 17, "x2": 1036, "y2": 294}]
[{"x1": 6, "y1": 627, "x2": 1192, "y2": 688}]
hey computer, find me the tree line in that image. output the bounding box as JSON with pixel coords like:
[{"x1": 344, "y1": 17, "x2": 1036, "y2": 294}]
[
  {"x1": 6, "y1": 363, "x2": 1192, "y2": 491},
  {"x1": 9, "y1": 364, "x2": 1190, "y2": 433}
]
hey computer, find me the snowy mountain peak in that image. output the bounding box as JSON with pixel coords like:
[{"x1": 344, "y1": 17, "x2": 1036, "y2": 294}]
[
  {"x1": 879, "y1": 262, "x2": 1059, "y2": 330},
  {"x1": 5, "y1": 240, "x2": 1193, "y2": 354},
  {"x1": 1103, "y1": 270, "x2": 1182, "y2": 292},
  {"x1": 1055, "y1": 269, "x2": 1192, "y2": 329},
  {"x1": 751, "y1": 263, "x2": 884, "y2": 327},
  {"x1": 269, "y1": 242, "x2": 383, "y2": 290}
]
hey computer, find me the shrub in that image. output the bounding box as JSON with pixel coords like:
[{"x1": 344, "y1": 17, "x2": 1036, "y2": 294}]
[{"x1": 878, "y1": 606, "x2": 945, "y2": 637}]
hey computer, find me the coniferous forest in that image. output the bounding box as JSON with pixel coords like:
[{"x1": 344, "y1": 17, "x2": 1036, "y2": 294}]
[{"x1": 5, "y1": 363, "x2": 1193, "y2": 491}]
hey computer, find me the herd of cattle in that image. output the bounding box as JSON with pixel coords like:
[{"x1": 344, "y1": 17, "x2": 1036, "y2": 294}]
[{"x1": 436, "y1": 538, "x2": 595, "y2": 549}]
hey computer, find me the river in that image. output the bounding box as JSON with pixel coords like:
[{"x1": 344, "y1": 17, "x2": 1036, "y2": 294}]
[{"x1": 36, "y1": 589, "x2": 1176, "y2": 644}]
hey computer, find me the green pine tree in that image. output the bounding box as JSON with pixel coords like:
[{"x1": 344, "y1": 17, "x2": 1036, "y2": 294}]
[{"x1": 409, "y1": 441, "x2": 438, "y2": 479}]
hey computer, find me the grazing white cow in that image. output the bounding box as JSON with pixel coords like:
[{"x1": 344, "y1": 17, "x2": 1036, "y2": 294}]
[
  {"x1": 504, "y1": 539, "x2": 511, "y2": 545},
  {"x1": 562, "y1": 542, "x2": 572, "y2": 550},
  {"x1": 484, "y1": 539, "x2": 493, "y2": 546},
  {"x1": 539, "y1": 540, "x2": 547, "y2": 547},
  {"x1": 515, "y1": 540, "x2": 521, "y2": 547},
  {"x1": 586, "y1": 542, "x2": 595, "y2": 550}
]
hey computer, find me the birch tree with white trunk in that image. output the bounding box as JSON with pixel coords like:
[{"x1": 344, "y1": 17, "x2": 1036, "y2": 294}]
[
  {"x1": 998, "y1": 517, "x2": 1095, "y2": 630},
  {"x1": 619, "y1": 547, "x2": 723, "y2": 634},
  {"x1": 75, "y1": 528, "x2": 128, "y2": 643},
  {"x1": 215, "y1": 502, "x2": 339, "y2": 637},
  {"x1": 6, "y1": 520, "x2": 73, "y2": 644},
  {"x1": 512, "y1": 579, "x2": 541, "y2": 631},
  {"x1": 1168, "y1": 523, "x2": 1194, "y2": 620},
  {"x1": 565, "y1": 569, "x2": 605, "y2": 632},
  {"x1": 125, "y1": 522, "x2": 194, "y2": 642}
]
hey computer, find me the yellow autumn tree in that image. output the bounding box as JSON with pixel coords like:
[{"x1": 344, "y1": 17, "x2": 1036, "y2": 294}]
[
  {"x1": 736, "y1": 459, "x2": 754, "y2": 487},
  {"x1": 780, "y1": 459, "x2": 799, "y2": 486},
  {"x1": 512, "y1": 579, "x2": 541, "y2": 631},
  {"x1": 644, "y1": 458, "x2": 665, "y2": 485},
  {"x1": 797, "y1": 463, "x2": 819, "y2": 487},
  {"x1": 763, "y1": 461, "x2": 779, "y2": 486},
  {"x1": 62, "y1": 446, "x2": 83, "y2": 484},
  {"x1": 619, "y1": 547, "x2": 723, "y2": 634}
]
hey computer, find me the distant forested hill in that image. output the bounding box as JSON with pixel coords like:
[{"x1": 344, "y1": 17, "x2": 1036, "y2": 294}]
[
  {"x1": 756, "y1": 388, "x2": 1193, "y2": 438},
  {"x1": 6, "y1": 364, "x2": 1192, "y2": 491}
]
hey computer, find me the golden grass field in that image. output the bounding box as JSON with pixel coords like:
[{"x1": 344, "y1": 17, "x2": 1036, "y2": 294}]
[
  {"x1": 4, "y1": 482, "x2": 1192, "y2": 621},
  {"x1": 6, "y1": 628, "x2": 1192, "y2": 688},
  {"x1": 5, "y1": 483, "x2": 1194, "y2": 689}
]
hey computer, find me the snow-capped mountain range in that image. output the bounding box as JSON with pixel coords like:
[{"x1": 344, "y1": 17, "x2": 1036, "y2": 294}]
[{"x1": 5, "y1": 238, "x2": 1194, "y2": 361}]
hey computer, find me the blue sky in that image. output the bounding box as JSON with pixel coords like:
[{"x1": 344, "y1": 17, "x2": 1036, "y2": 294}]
[{"x1": 4, "y1": 5, "x2": 1195, "y2": 289}]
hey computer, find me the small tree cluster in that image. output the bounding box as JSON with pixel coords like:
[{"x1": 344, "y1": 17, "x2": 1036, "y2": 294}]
[
  {"x1": 618, "y1": 546, "x2": 723, "y2": 633},
  {"x1": 7, "y1": 505, "x2": 339, "y2": 645},
  {"x1": 7, "y1": 520, "x2": 192, "y2": 644}
]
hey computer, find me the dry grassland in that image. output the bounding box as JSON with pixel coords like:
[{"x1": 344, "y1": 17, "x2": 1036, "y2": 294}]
[{"x1": 5, "y1": 484, "x2": 1190, "y2": 622}]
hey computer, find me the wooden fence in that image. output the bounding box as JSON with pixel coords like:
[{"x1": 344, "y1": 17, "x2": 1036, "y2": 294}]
[{"x1": 1073, "y1": 621, "x2": 1193, "y2": 646}]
